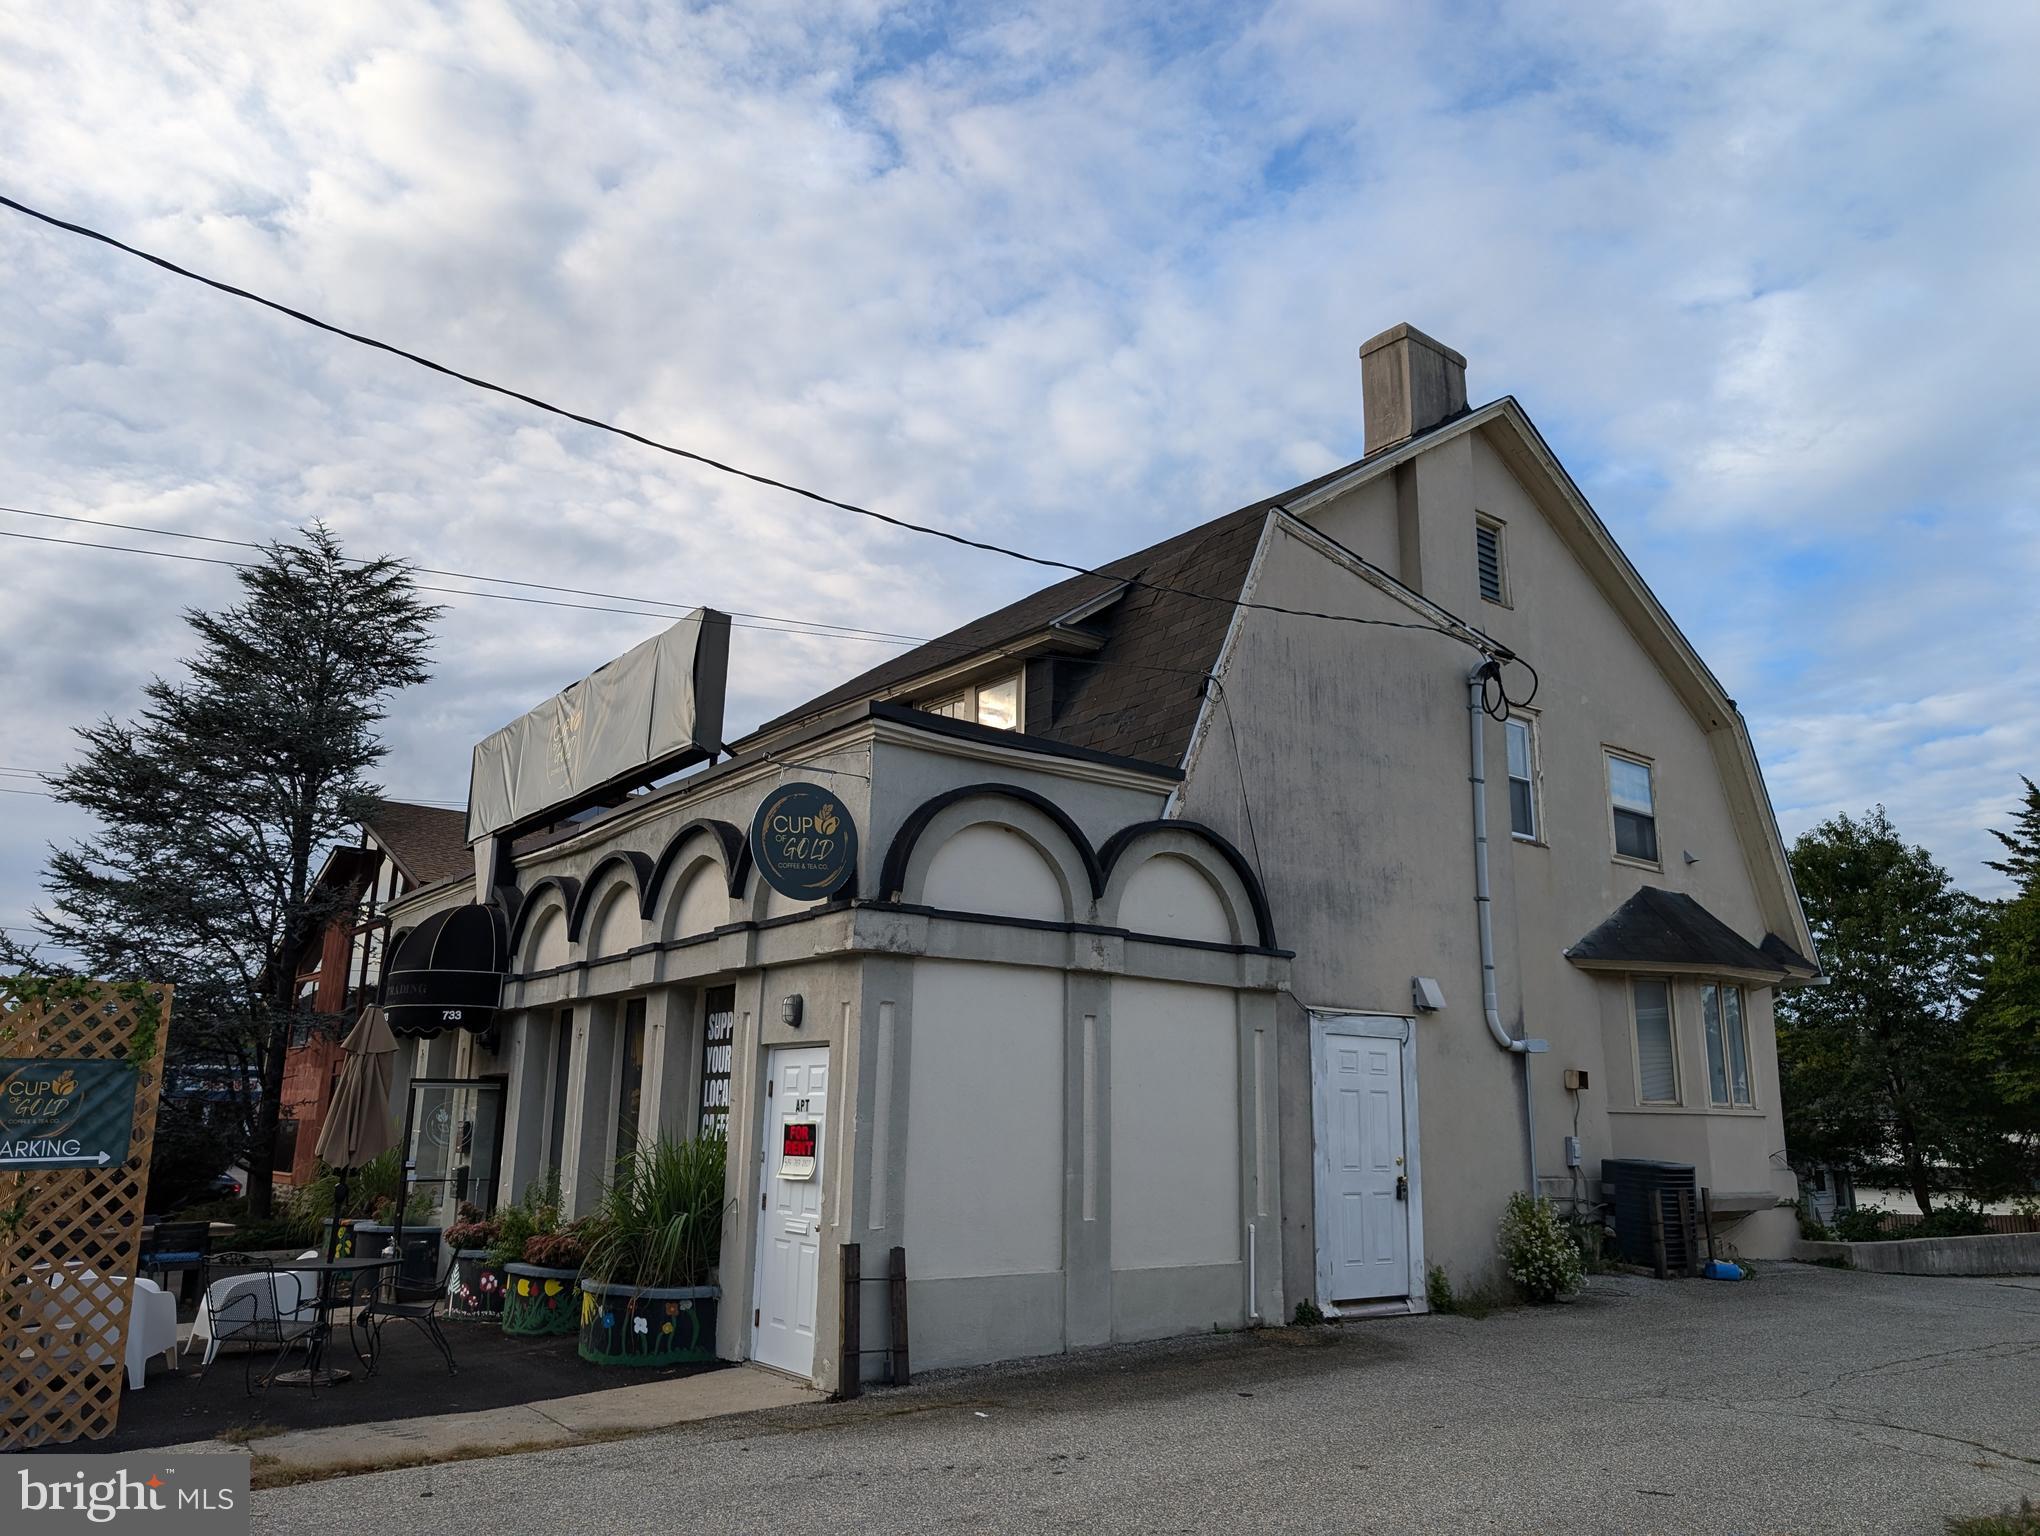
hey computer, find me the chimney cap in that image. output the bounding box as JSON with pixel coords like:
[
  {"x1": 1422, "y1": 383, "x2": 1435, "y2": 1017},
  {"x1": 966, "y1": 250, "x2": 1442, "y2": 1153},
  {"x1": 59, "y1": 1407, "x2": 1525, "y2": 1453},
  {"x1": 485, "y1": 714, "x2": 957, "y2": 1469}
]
[{"x1": 1359, "y1": 322, "x2": 1466, "y2": 369}]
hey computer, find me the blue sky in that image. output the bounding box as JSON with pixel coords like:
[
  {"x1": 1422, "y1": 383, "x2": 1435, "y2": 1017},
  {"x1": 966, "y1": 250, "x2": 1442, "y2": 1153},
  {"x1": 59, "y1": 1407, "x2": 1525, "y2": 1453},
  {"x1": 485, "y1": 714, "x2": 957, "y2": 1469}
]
[{"x1": 2, "y1": 0, "x2": 2037, "y2": 953}]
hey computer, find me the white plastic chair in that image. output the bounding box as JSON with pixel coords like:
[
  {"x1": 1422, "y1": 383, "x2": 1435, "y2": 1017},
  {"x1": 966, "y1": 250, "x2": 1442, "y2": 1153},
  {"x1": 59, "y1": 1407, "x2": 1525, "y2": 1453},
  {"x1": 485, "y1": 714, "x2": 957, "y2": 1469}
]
[
  {"x1": 127, "y1": 1277, "x2": 179, "y2": 1389},
  {"x1": 189, "y1": 1264, "x2": 313, "y2": 1367}
]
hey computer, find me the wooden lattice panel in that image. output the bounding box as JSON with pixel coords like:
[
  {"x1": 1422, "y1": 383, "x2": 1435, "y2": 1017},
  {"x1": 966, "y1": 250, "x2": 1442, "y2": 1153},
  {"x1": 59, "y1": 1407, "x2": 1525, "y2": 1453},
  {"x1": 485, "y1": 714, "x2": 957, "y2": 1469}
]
[{"x1": 0, "y1": 983, "x2": 170, "y2": 1448}]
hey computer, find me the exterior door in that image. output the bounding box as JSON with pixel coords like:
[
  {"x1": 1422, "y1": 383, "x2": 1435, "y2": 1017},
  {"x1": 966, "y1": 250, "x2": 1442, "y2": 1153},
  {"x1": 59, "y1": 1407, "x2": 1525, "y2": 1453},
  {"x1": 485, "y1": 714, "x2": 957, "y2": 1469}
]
[
  {"x1": 1313, "y1": 1018, "x2": 1414, "y2": 1304},
  {"x1": 751, "y1": 1045, "x2": 828, "y2": 1377}
]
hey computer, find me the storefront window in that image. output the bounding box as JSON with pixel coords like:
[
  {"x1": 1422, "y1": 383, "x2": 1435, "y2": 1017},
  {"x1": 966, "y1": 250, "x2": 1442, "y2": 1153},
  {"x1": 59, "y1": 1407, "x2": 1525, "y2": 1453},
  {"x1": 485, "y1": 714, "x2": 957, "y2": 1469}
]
[
  {"x1": 615, "y1": 997, "x2": 647, "y2": 1164},
  {"x1": 700, "y1": 985, "x2": 735, "y2": 1137}
]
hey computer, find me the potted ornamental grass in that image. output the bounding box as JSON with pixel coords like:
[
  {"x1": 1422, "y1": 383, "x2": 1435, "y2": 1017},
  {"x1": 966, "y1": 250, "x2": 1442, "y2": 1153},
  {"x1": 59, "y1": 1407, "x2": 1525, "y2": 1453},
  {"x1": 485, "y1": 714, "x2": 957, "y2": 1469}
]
[
  {"x1": 497, "y1": 1178, "x2": 584, "y2": 1337},
  {"x1": 445, "y1": 1203, "x2": 505, "y2": 1320},
  {"x1": 577, "y1": 1134, "x2": 728, "y2": 1367}
]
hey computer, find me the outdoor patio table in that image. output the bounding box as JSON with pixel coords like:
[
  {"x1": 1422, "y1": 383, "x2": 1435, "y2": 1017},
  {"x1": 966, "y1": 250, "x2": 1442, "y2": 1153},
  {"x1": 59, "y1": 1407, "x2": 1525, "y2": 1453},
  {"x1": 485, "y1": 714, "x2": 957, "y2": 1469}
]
[{"x1": 270, "y1": 1255, "x2": 395, "y2": 1388}]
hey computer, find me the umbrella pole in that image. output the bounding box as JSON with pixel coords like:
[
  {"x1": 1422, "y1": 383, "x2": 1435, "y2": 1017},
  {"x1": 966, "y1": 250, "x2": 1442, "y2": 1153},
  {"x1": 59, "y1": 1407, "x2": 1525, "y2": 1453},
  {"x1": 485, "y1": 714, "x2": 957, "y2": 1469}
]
[{"x1": 326, "y1": 1167, "x2": 351, "y2": 1260}]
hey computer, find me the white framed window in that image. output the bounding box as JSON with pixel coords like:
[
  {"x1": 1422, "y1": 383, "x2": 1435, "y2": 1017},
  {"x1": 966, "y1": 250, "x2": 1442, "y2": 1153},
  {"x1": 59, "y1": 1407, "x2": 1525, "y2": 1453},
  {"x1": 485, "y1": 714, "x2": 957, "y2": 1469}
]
[
  {"x1": 920, "y1": 672, "x2": 1022, "y2": 731},
  {"x1": 1702, "y1": 983, "x2": 1753, "y2": 1107},
  {"x1": 1476, "y1": 516, "x2": 1507, "y2": 604},
  {"x1": 1505, "y1": 716, "x2": 1538, "y2": 841},
  {"x1": 1606, "y1": 750, "x2": 1659, "y2": 864},
  {"x1": 1631, "y1": 978, "x2": 1679, "y2": 1104}
]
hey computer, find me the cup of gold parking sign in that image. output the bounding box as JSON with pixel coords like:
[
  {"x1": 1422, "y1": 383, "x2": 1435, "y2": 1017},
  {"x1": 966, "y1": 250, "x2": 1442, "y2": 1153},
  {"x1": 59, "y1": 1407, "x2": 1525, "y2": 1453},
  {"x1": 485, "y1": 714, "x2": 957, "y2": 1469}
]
[
  {"x1": 0, "y1": 1059, "x2": 138, "y2": 1169},
  {"x1": 749, "y1": 781, "x2": 859, "y2": 901},
  {"x1": 4, "y1": 1452, "x2": 250, "y2": 1534}
]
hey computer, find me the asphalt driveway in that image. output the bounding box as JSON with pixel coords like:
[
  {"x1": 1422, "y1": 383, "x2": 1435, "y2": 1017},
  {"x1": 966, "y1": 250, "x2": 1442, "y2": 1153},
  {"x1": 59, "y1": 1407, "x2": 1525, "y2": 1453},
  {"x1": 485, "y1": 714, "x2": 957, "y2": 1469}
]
[{"x1": 252, "y1": 1263, "x2": 2040, "y2": 1534}]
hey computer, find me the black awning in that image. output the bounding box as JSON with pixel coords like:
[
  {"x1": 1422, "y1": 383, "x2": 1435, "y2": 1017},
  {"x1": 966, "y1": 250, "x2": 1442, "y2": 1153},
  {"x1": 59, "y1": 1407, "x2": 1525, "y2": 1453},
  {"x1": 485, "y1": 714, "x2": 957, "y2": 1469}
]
[
  {"x1": 383, "y1": 902, "x2": 508, "y2": 1038},
  {"x1": 1564, "y1": 886, "x2": 1787, "y2": 981}
]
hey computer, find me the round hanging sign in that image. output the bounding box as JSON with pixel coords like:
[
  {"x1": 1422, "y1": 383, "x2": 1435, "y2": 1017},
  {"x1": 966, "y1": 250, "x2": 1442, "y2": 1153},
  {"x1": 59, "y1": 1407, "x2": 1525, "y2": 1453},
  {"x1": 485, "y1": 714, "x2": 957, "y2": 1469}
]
[{"x1": 749, "y1": 781, "x2": 858, "y2": 901}]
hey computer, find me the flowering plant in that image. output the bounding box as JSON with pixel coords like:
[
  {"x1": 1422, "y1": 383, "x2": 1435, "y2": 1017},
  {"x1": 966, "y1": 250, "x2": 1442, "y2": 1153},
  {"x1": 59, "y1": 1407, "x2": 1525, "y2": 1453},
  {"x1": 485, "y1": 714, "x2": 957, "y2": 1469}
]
[{"x1": 1498, "y1": 1192, "x2": 1584, "y2": 1303}]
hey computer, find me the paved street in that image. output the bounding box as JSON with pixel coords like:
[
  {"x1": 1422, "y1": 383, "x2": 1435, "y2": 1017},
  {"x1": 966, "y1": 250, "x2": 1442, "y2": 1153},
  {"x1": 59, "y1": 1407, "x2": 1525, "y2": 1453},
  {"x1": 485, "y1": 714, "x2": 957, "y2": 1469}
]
[{"x1": 253, "y1": 1264, "x2": 2040, "y2": 1535}]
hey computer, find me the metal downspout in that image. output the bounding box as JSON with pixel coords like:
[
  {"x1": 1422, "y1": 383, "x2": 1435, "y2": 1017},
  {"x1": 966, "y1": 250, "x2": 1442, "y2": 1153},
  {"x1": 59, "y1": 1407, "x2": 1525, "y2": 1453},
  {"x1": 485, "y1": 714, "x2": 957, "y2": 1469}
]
[{"x1": 1468, "y1": 660, "x2": 1545, "y2": 1195}]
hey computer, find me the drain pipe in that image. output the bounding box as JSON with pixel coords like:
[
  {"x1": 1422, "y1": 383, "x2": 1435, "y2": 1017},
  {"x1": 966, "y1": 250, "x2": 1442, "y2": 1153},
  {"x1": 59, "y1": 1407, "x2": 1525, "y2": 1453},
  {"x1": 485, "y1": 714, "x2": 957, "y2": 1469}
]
[{"x1": 1468, "y1": 659, "x2": 1547, "y2": 1195}]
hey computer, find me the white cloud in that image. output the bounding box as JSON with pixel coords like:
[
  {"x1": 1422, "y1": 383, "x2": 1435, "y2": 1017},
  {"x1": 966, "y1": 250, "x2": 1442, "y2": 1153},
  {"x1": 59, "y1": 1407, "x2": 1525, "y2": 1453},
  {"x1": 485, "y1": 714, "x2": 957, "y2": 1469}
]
[{"x1": 1, "y1": 0, "x2": 2035, "y2": 928}]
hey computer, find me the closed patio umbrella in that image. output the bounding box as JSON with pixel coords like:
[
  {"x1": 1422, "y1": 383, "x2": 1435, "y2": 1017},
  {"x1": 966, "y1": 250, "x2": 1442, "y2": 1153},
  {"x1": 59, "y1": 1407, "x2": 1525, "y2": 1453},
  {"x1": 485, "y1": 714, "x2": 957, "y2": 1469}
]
[{"x1": 313, "y1": 1005, "x2": 399, "y2": 1260}]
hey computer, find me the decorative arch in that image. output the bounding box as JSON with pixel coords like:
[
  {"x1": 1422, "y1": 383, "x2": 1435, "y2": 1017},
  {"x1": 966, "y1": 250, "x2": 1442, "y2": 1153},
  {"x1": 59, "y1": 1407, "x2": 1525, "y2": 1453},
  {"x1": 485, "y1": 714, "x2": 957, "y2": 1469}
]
[
  {"x1": 880, "y1": 783, "x2": 1105, "y2": 906},
  {"x1": 642, "y1": 818, "x2": 750, "y2": 917},
  {"x1": 507, "y1": 875, "x2": 580, "y2": 960},
  {"x1": 1097, "y1": 820, "x2": 1278, "y2": 949},
  {"x1": 568, "y1": 852, "x2": 653, "y2": 942}
]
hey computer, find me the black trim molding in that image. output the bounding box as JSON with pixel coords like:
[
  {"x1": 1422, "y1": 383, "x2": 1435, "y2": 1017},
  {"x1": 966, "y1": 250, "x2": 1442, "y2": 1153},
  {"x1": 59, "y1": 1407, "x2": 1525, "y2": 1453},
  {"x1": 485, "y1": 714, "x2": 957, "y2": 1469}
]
[{"x1": 880, "y1": 783, "x2": 1107, "y2": 902}]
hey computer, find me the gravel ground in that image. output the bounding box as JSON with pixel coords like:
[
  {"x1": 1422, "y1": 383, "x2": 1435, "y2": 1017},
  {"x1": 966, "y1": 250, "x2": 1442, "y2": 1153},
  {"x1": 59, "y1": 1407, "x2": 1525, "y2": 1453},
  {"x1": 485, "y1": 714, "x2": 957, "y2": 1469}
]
[{"x1": 252, "y1": 1264, "x2": 2040, "y2": 1534}]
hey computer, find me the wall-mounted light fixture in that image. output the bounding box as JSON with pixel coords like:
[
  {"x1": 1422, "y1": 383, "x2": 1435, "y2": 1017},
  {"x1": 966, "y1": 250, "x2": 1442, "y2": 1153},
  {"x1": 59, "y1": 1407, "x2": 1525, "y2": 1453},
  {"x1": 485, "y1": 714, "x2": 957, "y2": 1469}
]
[{"x1": 780, "y1": 994, "x2": 804, "y2": 1028}]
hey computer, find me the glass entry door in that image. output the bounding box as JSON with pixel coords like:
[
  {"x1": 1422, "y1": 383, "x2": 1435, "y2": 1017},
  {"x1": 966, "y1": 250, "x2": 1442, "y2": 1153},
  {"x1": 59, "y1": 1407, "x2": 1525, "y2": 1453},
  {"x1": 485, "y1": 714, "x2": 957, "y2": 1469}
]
[{"x1": 404, "y1": 1075, "x2": 507, "y2": 1228}]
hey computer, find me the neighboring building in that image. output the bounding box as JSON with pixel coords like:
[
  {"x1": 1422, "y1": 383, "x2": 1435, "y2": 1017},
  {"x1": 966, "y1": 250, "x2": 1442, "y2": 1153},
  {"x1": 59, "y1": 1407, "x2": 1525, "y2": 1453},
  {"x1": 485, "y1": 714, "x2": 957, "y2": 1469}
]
[
  {"x1": 275, "y1": 802, "x2": 469, "y2": 1185},
  {"x1": 382, "y1": 324, "x2": 1818, "y2": 1389}
]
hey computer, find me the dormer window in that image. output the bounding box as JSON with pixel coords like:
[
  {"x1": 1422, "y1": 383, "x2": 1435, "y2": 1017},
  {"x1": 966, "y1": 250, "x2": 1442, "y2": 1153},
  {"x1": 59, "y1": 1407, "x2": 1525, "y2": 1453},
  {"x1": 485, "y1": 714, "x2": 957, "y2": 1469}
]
[{"x1": 922, "y1": 672, "x2": 1022, "y2": 731}]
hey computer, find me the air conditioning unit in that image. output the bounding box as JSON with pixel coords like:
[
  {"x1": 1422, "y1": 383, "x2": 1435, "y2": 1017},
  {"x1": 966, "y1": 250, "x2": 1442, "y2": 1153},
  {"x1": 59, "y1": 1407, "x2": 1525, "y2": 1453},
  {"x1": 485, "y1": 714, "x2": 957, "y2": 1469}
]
[{"x1": 1601, "y1": 1158, "x2": 1700, "y2": 1270}]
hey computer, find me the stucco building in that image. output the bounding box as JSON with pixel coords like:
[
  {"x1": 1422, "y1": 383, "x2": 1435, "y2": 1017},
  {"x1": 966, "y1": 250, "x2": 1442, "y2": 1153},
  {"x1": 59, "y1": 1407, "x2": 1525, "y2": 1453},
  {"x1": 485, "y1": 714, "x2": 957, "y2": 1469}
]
[{"x1": 381, "y1": 324, "x2": 1817, "y2": 1388}]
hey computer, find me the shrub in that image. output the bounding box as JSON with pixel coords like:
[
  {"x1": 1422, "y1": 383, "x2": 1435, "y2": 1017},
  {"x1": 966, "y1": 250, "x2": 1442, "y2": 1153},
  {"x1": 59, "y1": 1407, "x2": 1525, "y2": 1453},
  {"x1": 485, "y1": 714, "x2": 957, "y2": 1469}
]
[
  {"x1": 446, "y1": 1215, "x2": 501, "y2": 1251},
  {"x1": 1833, "y1": 1206, "x2": 1890, "y2": 1242},
  {"x1": 1425, "y1": 1265, "x2": 1456, "y2": 1314},
  {"x1": 1915, "y1": 1197, "x2": 1991, "y2": 1239},
  {"x1": 1291, "y1": 1297, "x2": 1325, "y2": 1327},
  {"x1": 488, "y1": 1174, "x2": 564, "y2": 1268},
  {"x1": 522, "y1": 1228, "x2": 586, "y2": 1270},
  {"x1": 1499, "y1": 1193, "x2": 1584, "y2": 1302},
  {"x1": 581, "y1": 1134, "x2": 729, "y2": 1291},
  {"x1": 1795, "y1": 1198, "x2": 1833, "y2": 1242}
]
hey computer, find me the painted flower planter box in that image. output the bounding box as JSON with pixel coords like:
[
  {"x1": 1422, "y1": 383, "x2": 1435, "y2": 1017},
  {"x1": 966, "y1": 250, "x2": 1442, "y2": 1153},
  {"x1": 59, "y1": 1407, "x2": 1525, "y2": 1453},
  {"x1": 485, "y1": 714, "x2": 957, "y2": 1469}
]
[
  {"x1": 501, "y1": 1262, "x2": 580, "y2": 1336},
  {"x1": 577, "y1": 1280, "x2": 719, "y2": 1366},
  {"x1": 447, "y1": 1249, "x2": 505, "y2": 1320}
]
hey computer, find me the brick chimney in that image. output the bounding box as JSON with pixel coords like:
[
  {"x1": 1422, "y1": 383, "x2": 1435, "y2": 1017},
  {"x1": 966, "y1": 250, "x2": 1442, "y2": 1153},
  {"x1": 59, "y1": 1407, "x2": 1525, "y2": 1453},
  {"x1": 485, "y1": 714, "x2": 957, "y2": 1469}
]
[{"x1": 1359, "y1": 323, "x2": 1468, "y2": 454}]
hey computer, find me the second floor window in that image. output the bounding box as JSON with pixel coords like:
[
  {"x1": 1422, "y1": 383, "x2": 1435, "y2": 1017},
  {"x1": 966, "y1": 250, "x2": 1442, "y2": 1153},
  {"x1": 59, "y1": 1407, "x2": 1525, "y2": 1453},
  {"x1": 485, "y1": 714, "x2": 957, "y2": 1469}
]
[
  {"x1": 1607, "y1": 751, "x2": 1659, "y2": 863},
  {"x1": 922, "y1": 672, "x2": 1021, "y2": 731},
  {"x1": 1505, "y1": 717, "x2": 1537, "y2": 840}
]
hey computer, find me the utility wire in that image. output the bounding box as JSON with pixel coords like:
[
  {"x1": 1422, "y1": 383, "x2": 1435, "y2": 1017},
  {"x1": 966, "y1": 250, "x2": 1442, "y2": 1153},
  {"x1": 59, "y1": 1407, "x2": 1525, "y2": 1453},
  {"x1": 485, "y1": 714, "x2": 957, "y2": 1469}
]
[
  {"x1": 0, "y1": 505, "x2": 930, "y2": 644},
  {"x1": 0, "y1": 514, "x2": 1231, "y2": 692},
  {"x1": 0, "y1": 525, "x2": 920, "y2": 644},
  {"x1": 0, "y1": 192, "x2": 1519, "y2": 657}
]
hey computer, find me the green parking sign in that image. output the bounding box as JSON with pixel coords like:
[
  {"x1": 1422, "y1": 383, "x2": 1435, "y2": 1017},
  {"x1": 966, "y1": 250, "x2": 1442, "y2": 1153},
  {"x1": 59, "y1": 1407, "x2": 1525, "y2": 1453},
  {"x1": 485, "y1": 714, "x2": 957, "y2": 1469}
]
[{"x1": 0, "y1": 1058, "x2": 139, "y2": 1168}]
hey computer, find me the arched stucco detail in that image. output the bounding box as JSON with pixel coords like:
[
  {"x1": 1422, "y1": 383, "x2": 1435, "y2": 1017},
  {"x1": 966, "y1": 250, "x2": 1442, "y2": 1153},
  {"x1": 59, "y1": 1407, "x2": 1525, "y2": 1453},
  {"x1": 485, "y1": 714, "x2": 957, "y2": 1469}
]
[
  {"x1": 665, "y1": 859, "x2": 731, "y2": 942},
  {"x1": 587, "y1": 882, "x2": 643, "y2": 959},
  {"x1": 642, "y1": 818, "x2": 749, "y2": 916},
  {"x1": 520, "y1": 902, "x2": 570, "y2": 973},
  {"x1": 890, "y1": 789, "x2": 1094, "y2": 923},
  {"x1": 1098, "y1": 822, "x2": 1276, "y2": 949},
  {"x1": 508, "y1": 876, "x2": 580, "y2": 959},
  {"x1": 568, "y1": 853, "x2": 651, "y2": 941},
  {"x1": 923, "y1": 823, "x2": 1068, "y2": 924},
  {"x1": 1114, "y1": 852, "x2": 1236, "y2": 945}
]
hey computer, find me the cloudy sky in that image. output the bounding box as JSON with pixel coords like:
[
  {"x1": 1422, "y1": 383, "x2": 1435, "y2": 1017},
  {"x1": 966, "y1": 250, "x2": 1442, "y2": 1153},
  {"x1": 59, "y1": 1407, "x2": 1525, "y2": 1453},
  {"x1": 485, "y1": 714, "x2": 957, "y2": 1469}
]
[{"x1": 3, "y1": 0, "x2": 2037, "y2": 952}]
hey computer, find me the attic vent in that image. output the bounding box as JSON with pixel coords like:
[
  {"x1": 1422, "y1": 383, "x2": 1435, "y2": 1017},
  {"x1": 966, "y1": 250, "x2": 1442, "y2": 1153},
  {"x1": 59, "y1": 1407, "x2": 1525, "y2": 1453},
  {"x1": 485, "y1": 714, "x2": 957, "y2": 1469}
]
[{"x1": 1475, "y1": 519, "x2": 1505, "y2": 604}]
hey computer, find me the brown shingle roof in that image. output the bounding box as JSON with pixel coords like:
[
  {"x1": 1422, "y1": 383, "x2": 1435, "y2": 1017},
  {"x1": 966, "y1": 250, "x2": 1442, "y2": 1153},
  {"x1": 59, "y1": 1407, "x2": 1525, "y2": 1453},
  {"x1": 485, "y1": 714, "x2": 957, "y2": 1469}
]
[
  {"x1": 748, "y1": 451, "x2": 1385, "y2": 769},
  {"x1": 368, "y1": 801, "x2": 471, "y2": 885}
]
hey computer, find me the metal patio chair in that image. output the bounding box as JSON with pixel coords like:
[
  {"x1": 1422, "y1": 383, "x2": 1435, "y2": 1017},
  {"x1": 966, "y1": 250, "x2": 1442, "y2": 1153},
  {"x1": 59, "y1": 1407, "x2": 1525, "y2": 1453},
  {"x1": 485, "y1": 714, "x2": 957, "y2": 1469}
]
[
  {"x1": 352, "y1": 1246, "x2": 460, "y2": 1377},
  {"x1": 205, "y1": 1265, "x2": 319, "y2": 1395}
]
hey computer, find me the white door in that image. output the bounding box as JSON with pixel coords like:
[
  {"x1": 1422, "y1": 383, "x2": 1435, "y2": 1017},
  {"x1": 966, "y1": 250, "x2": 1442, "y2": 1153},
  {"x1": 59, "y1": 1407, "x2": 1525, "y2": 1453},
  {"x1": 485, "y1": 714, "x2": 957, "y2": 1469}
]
[
  {"x1": 1315, "y1": 1023, "x2": 1412, "y2": 1303},
  {"x1": 751, "y1": 1044, "x2": 828, "y2": 1377}
]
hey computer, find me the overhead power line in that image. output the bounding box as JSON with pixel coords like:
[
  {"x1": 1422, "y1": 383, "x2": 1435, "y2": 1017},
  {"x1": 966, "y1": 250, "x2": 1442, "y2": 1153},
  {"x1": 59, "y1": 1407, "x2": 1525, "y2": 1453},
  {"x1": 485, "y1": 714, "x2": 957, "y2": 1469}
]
[
  {"x1": 0, "y1": 505, "x2": 930, "y2": 644},
  {"x1": 0, "y1": 192, "x2": 1516, "y2": 658}
]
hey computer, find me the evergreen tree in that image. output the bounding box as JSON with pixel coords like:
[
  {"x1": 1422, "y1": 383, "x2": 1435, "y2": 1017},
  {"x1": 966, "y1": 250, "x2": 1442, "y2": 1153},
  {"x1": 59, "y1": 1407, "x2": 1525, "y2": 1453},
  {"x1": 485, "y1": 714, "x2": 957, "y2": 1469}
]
[
  {"x1": 0, "y1": 525, "x2": 436, "y2": 1216},
  {"x1": 1968, "y1": 778, "x2": 2040, "y2": 1179},
  {"x1": 1983, "y1": 775, "x2": 2040, "y2": 890},
  {"x1": 1775, "y1": 808, "x2": 1991, "y2": 1215}
]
